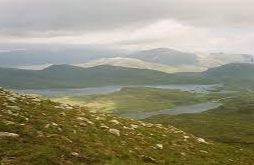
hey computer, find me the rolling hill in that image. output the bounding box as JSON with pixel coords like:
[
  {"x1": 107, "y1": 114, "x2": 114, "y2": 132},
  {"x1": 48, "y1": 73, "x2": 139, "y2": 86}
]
[
  {"x1": 76, "y1": 57, "x2": 206, "y2": 73},
  {"x1": 0, "y1": 63, "x2": 254, "y2": 89},
  {"x1": 203, "y1": 63, "x2": 254, "y2": 88},
  {"x1": 0, "y1": 65, "x2": 185, "y2": 89},
  {"x1": 127, "y1": 48, "x2": 199, "y2": 66}
]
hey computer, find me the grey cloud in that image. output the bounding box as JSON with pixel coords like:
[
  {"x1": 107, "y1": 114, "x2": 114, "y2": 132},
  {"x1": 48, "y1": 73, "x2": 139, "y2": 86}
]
[{"x1": 0, "y1": 0, "x2": 254, "y2": 37}]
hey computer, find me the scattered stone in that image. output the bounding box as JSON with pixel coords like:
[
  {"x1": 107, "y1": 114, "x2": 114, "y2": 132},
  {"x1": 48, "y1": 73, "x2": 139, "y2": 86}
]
[
  {"x1": 180, "y1": 152, "x2": 186, "y2": 156},
  {"x1": 51, "y1": 122, "x2": 58, "y2": 126},
  {"x1": 79, "y1": 123, "x2": 87, "y2": 127},
  {"x1": 59, "y1": 112, "x2": 66, "y2": 116},
  {"x1": 109, "y1": 128, "x2": 120, "y2": 136},
  {"x1": 130, "y1": 124, "x2": 138, "y2": 129},
  {"x1": 197, "y1": 137, "x2": 208, "y2": 144},
  {"x1": 61, "y1": 136, "x2": 73, "y2": 143},
  {"x1": 123, "y1": 126, "x2": 132, "y2": 130},
  {"x1": 100, "y1": 124, "x2": 109, "y2": 129},
  {"x1": 71, "y1": 152, "x2": 79, "y2": 157},
  {"x1": 109, "y1": 119, "x2": 120, "y2": 125},
  {"x1": 58, "y1": 127, "x2": 63, "y2": 132},
  {"x1": 95, "y1": 116, "x2": 105, "y2": 121},
  {"x1": 155, "y1": 144, "x2": 163, "y2": 150},
  {"x1": 77, "y1": 117, "x2": 94, "y2": 125},
  {"x1": 0, "y1": 132, "x2": 19, "y2": 138},
  {"x1": 44, "y1": 124, "x2": 50, "y2": 129},
  {"x1": 183, "y1": 135, "x2": 190, "y2": 139},
  {"x1": 32, "y1": 98, "x2": 41, "y2": 102},
  {"x1": 200, "y1": 150, "x2": 209, "y2": 154}
]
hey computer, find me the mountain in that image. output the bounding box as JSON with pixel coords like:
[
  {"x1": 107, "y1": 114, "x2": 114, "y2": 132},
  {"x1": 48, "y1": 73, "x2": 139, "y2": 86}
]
[
  {"x1": 127, "y1": 48, "x2": 199, "y2": 66},
  {"x1": 203, "y1": 63, "x2": 254, "y2": 88},
  {"x1": 76, "y1": 57, "x2": 206, "y2": 73},
  {"x1": 0, "y1": 65, "x2": 184, "y2": 89},
  {"x1": 0, "y1": 45, "x2": 120, "y2": 68},
  {"x1": 1, "y1": 63, "x2": 254, "y2": 90},
  {"x1": 197, "y1": 52, "x2": 253, "y2": 68},
  {"x1": 1, "y1": 88, "x2": 253, "y2": 164}
]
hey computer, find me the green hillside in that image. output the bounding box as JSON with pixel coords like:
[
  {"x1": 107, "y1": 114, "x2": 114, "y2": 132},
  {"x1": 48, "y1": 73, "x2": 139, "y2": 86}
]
[
  {"x1": 0, "y1": 65, "x2": 170, "y2": 89},
  {"x1": 145, "y1": 91, "x2": 254, "y2": 150},
  {"x1": 0, "y1": 63, "x2": 254, "y2": 90},
  {"x1": 0, "y1": 65, "x2": 211, "y2": 89},
  {"x1": 203, "y1": 63, "x2": 254, "y2": 88},
  {"x1": 1, "y1": 88, "x2": 254, "y2": 164}
]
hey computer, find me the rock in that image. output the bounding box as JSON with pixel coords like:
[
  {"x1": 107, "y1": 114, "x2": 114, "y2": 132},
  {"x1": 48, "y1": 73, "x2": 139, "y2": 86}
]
[
  {"x1": 130, "y1": 124, "x2": 138, "y2": 129},
  {"x1": 44, "y1": 124, "x2": 50, "y2": 129},
  {"x1": 0, "y1": 132, "x2": 19, "y2": 138},
  {"x1": 180, "y1": 152, "x2": 186, "y2": 156},
  {"x1": 200, "y1": 150, "x2": 209, "y2": 154},
  {"x1": 197, "y1": 137, "x2": 208, "y2": 144},
  {"x1": 77, "y1": 117, "x2": 94, "y2": 125},
  {"x1": 123, "y1": 126, "x2": 132, "y2": 130},
  {"x1": 32, "y1": 98, "x2": 41, "y2": 102},
  {"x1": 51, "y1": 122, "x2": 58, "y2": 126},
  {"x1": 183, "y1": 135, "x2": 190, "y2": 139},
  {"x1": 71, "y1": 152, "x2": 79, "y2": 157},
  {"x1": 100, "y1": 124, "x2": 109, "y2": 129},
  {"x1": 109, "y1": 128, "x2": 120, "y2": 136},
  {"x1": 109, "y1": 119, "x2": 120, "y2": 125},
  {"x1": 59, "y1": 112, "x2": 66, "y2": 116},
  {"x1": 155, "y1": 144, "x2": 163, "y2": 150},
  {"x1": 95, "y1": 116, "x2": 105, "y2": 121},
  {"x1": 79, "y1": 123, "x2": 87, "y2": 127},
  {"x1": 142, "y1": 123, "x2": 154, "y2": 128}
]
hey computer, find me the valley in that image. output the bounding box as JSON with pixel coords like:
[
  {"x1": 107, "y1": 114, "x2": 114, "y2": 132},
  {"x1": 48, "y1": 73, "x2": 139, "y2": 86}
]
[{"x1": 1, "y1": 1, "x2": 254, "y2": 164}]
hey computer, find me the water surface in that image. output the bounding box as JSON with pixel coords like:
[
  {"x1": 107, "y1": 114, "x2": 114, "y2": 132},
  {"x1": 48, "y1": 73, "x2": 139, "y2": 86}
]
[
  {"x1": 119, "y1": 101, "x2": 222, "y2": 120},
  {"x1": 15, "y1": 84, "x2": 221, "y2": 97}
]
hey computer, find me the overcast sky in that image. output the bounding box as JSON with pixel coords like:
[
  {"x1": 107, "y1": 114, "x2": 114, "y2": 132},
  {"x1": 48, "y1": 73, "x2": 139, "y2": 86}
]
[{"x1": 0, "y1": 0, "x2": 254, "y2": 54}]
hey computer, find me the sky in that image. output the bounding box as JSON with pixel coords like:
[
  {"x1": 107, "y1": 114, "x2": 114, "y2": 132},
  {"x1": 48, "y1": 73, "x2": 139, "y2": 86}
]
[{"x1": 0, "y1": 0, "x2": 254, "y2": 54}]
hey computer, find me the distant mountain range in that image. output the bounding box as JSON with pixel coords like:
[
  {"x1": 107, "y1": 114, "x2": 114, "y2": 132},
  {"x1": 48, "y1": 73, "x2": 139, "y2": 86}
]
[
  {"x1": 76, "y1": 48, "x2": 253, "y2": 73},
  {"x1": 76, "y1": 57, "x2": 206, "y2": 73},
  {"x1": 0, "y1": 63, "x2": 254, "y2": 89},
  {"x1": 1, "y1": 47, "x2": 253, "y2": 73}
]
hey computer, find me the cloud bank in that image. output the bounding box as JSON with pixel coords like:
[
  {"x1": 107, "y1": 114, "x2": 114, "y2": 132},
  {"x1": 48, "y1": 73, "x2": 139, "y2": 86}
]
[{"x1": 0, "y1": 0, "x2": 253, "y2": 53}]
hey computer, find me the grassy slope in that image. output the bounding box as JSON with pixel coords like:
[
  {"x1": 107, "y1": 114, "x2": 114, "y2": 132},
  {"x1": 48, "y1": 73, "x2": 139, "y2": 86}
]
[
  {"x1": 1, "y1": 63, "x2": 254, "y2": 90},
  {"x1": 52, "y1": 87, "x2": 206, "y2": 113},
  {"x1": 1, "y1": 88, "x2": 254, "y2": 164},
  {"x1": 0, "y1": 65, "x2": 213, "y2": 89},
  {"x1": 145, "y1": 91, "x2": 254, "y2": 150}
]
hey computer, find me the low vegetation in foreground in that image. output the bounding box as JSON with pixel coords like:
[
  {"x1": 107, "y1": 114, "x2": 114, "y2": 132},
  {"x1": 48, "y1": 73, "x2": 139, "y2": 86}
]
[
  {"x1": 1, "y1": 88, "x2": 254, "y2": 164},
  {"x1": 52, "y1": 87, "x2": 206, "y2": 113}
]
